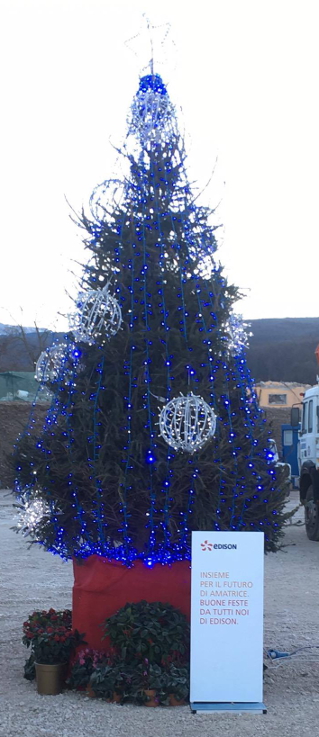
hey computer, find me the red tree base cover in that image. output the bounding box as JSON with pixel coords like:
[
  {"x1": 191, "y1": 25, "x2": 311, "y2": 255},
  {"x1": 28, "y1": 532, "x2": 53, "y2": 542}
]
[{"x1": 72, "y1": 556, "x2": 191, "y2": 650}]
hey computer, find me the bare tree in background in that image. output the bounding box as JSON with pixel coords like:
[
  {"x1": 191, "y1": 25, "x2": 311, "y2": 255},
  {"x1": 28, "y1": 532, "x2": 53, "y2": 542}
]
[{"x1": 0, "y1": 323, "x2": 54, "y2": 372}]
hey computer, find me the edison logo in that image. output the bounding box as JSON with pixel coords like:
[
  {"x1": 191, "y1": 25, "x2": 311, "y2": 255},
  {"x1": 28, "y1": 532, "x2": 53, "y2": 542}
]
[
  {"x1": 201, "y1": 540, "x2": 213, "y2": 551},
  {"x1": 200, "y1": 541, "x2": 237, "y2": 551}
]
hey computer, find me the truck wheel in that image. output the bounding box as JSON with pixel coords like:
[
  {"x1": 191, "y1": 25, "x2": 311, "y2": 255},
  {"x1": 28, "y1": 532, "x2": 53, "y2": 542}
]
[{"x1": 305, "y1": 485, "x2": 319, "y2": 541}]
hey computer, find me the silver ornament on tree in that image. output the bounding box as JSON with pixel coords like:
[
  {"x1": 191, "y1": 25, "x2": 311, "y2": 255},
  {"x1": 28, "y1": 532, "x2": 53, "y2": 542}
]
[
  {"x1": 16, "y1": 488, "x2": 50, "y2": 538},
  {"x1": 130, "y1": 72, "x2": 176, "y2": 144},
  {"x1": 159, "y1": 392, "x2": 217, "y2": 453},
  {"x1": 35, "y1": 343, "x2": 81, "y2": 384},
  {"x1": 223, "y1": 313, "x2": 252, "y2": 357},
  {"x1": 69, "y1": 283, "x2": 122, "y2": 345}
]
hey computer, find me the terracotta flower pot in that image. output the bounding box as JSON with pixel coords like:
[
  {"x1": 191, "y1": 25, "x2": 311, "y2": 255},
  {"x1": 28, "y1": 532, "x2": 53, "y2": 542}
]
[
  {"x1": 144, "y1": 689, "x2": 159, "y2": 707},
  {"x1": 105, "y1": 692, "x2": 121, "y2": 703},
  {"x1": 86, "y1": 684, "x2": 97, "y2": 698},
  {"x1": 35, "y1": 663, "x2": 67, "y2": 696},
  {"x1": 112, "y1": 692, "x2": 121, "y2": 703},
  {"x1": 168, "y1": 693, "x2": 186, "y2": 706}
]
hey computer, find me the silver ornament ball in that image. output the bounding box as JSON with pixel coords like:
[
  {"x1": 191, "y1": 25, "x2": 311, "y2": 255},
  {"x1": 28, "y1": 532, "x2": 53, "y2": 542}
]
[
  {"x1": 35, "y1": 343, "x2": 80, "y2": 384},
  {"x1": 70, "y1": 283, "x2": 122, "y2": 345},
  {"x1": 159, "y1": 391, "x2": 217, "y2": 453}
]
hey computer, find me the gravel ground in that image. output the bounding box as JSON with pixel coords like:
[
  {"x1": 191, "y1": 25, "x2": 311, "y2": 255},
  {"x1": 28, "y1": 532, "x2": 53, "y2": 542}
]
[{"x1": 1, "y1": 488, "x2": 319, "y2": 737}]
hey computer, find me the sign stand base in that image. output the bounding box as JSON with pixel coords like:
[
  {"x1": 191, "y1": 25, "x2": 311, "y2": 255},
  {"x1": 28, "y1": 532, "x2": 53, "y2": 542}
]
[{"x1": 190, "y1": 702, "x2": 267, "y2": 715}]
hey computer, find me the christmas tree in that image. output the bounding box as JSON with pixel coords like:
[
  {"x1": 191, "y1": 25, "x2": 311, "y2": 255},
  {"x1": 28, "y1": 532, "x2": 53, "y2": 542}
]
[{"x1": 13, "y1": 70, "x2": 288, "y2": 564}]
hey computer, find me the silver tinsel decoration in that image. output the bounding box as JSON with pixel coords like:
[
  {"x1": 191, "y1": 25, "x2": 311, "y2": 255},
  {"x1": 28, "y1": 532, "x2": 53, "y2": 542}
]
[
  {"x1": 35, "y1": 342, "x2": 81, "y2": 384},
  {"x1": 159, "y1": 392, "x2": 217, "y2": 453},
  {"x1": 69, "y1": 283, "x2": 122, "y2": 345},
  {"x1": 130, "y1": 73, "x2": 176, "y2": 144},
  {"x1": 223, "y1": 313, "x2": 252, "y2": 356},
  {"x1": 15, "y1": 490, "x2": 50, "y2": 538}
]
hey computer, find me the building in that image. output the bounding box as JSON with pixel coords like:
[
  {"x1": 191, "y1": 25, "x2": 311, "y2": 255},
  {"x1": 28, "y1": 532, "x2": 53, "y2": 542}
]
[
  {"x1": 0, "y1": 371, "x2": 50, "y2": 402},
  {"x1": 255, "y1": 381, "x2": 310, "y2": 409},
  {"x1": 255, "y1": 381, "x2": 310, "y2": 455}
]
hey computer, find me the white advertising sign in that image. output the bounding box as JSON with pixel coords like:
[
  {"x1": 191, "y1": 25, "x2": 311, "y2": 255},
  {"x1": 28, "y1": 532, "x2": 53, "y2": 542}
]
[{"x1": 190, "y1": 531, "x2": 264, "y2": 706}]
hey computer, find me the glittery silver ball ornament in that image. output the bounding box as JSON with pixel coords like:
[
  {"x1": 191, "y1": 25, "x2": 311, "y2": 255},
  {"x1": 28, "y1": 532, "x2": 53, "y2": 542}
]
[
  {"x1": 159, "y1": 392, "x2": 217, "y2": 453},
  {"x1": 35, "y1": 343, "x2": 81, "y2": 384},
  {"x1": 69, "y1": 283, "x2": 122, "y2": 345}
]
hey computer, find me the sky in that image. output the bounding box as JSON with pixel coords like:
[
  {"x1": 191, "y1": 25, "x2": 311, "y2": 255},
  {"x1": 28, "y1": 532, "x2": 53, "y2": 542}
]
[{"x1": 0, "y1": 0, "x2": 318, "y2": 330}]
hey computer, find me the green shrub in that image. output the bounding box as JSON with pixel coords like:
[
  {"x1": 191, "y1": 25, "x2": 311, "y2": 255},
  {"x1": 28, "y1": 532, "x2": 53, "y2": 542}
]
[{"x1": 102, "y1": 600, "x2": 190, "y2": 667}]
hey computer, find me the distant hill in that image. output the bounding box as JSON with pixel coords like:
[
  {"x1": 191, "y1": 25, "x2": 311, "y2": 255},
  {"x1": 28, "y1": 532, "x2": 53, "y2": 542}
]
[
  {"x1": 0, "y1": 317, "x2": 318, "y2": 384},
  {"x1": 0, "y1": 323, "x2": 46, "y2": 335},
  {"x1": 248, "y1": 317, "x2": 319, "y2": 384}
]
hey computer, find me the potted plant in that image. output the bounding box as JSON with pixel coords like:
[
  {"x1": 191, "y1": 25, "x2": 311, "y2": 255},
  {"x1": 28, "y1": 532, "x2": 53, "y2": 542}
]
[
  {"x1": 89, "y1": 663, "x2": 120, "y2": 701},
  {"x1": 165, "y1": 663, "x2": 189, "y2": 706},
  {"x1": 111, "y1": 663, "x2": 140, "y2": 704},
  {"x1": 102, "y1": 600, "x2": 190, "y2": 668},
  {"x1": 23, "y1": 609, "x2": 85, "y2": 695},
  {"x1": 23, "y1": 609, "x2": 72, "y2": 681},
  {"x1": 66, "y1": 649, "x2": 107, "y2": 693},
  {"x1": 99, "y1": 600, "x2": 190, "y2": 706},
  {"x1": 132, "y1": 661, "x2": 168, "y2": 707}
]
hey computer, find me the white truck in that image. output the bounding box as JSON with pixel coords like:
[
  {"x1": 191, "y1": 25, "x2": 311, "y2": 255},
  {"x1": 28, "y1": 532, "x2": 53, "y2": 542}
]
[{"x1": 292, "y1": 380, "x2": 319, "y2": 540}]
